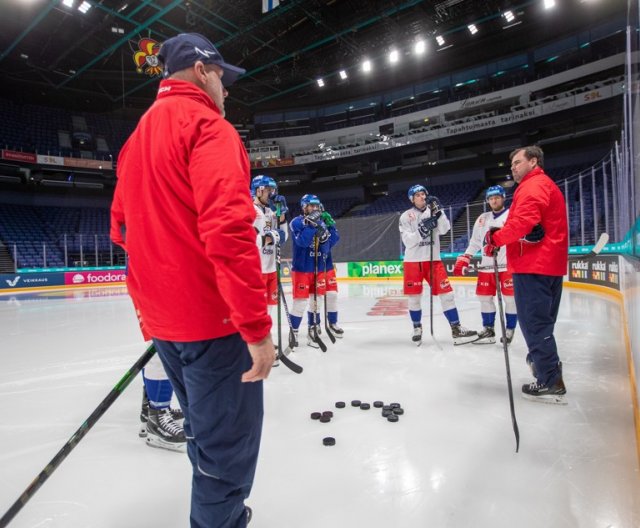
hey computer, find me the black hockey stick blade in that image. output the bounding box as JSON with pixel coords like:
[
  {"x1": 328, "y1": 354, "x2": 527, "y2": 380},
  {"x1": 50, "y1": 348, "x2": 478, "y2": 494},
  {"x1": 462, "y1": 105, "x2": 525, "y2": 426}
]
[
  {"x1": 278, "y1": 347, "x2": 303, "y2": 374},
  {"x1": 324, "y1": 318, "x2": 336, "y2": 344},
  {"x1": 313, "y1": 326, "x2": 328, "y2": 352},
  {"x1": 0, "y1": 344, "x2": 157, "y2": 528}
]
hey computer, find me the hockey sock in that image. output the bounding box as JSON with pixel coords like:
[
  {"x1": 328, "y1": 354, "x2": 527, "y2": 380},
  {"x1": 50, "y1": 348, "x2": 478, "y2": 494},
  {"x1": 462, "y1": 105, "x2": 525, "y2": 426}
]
[
  {"x1": 328, "y1": 311, "x2": 338, "y2": 325},
  {"x1": 409, "y1": 309, "x2": 422, "y2": 326},
  {"x1": 290, "y1": 314, "x2": 302, "y2": 330},
  {"x1": 443, "y1": 308, "x2": 460, "y2": 326},
  {"x1": 481, "y1": 312, "x2": 496, "y2": 327},
  {"x1": 506, "y1": 313, "x2": 518, "y2": 330},
  {"x1": 143, "y1": 376, "x2": 173, "y2": 409}
]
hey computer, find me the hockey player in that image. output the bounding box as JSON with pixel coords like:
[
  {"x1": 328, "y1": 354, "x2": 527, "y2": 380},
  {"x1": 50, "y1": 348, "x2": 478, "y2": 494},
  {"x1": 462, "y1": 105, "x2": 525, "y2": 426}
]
[
  {"x1": 305, "y1": 201, "x2": 343, "y2": 341},
  {"x1": 453, "y1": 185, "x2": 518, "y2": 345},
  {"x1": 289, "y1": 194, "x2": 339, "y2": 347},
  {"x1": 399, "y1": 184, "x2": 477, "y2": 346},
  {"x1": 252, "y1": 175, "x2": 288, "y2": 365}
]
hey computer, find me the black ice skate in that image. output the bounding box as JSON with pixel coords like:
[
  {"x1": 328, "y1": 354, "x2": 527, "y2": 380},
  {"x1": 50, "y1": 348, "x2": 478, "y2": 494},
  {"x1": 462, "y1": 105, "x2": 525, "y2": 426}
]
[
  {"x1": 139, "y1": 389, "x2": 184, "y2": 438},
  {"x1": 472, "y1": 326, "x2": 496, "y2": 345},
  {"x1": 329, "y1": 323, "x2": 344, "y2": 338},
  {"x1": 289, "y1": 329, "x2": 299, "y2": 348},
  {"x1": 522, "y1": 364, "x2": 566, "y2": 404},
  {"x1": 500, "y1": 328, "x2": 515, "y2": 345},
  {"x1": 451, "y1": 324, "x2": 478, "y2": 345},
  {"x1": 412, "y1": 325, "x2": 423, "y2": 346},
  {"x1": 307, "y1": 325, "x2": 321, "y2": 348},
  {"x1": 145, "y1": 407, "x2": 187, "y2": 452}
]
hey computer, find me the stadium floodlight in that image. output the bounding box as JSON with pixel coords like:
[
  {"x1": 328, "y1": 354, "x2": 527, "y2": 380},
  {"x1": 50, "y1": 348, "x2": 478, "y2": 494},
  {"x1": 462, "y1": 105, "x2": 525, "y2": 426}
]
[
  {"x1": 544, "y1": 0, "x2": 556, "y2": 8},
  {"x1": 436, "y1": 35, "x2": 445, "y2": 46},
  {"x1": 503, "y1": 10, "x2": 515, "y2": 22},
  {"x1": 389, "y1": 50, "x2": 399, "y2": 64},
  {"x1": 468, "y1": 24, "x2": 478, "y2": 35},
  {"x1": 316, "y1": 78, "x2": 325, "y2": 87},
  {"x1": 339, "y1": 70, "x2": 348, "y2": 80},
  {"x1": 63, "y1": 0, "x2": 74, "y2": 7},
  {"x1": 78, "y1": 1, "x2": 91, "y2": 13},
  {"x1": 362, "y1": 59, "x2": 372, "y2": 73},
  {"x1": 414, "y1": 40, "x2": 426, "y2": 55}
]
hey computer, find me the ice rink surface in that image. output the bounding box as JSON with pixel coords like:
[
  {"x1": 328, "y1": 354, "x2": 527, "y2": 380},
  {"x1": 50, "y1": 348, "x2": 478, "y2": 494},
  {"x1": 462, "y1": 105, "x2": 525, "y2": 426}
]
[{"x1": 0, "y1": 281, "x2": 638, "y2": 528}]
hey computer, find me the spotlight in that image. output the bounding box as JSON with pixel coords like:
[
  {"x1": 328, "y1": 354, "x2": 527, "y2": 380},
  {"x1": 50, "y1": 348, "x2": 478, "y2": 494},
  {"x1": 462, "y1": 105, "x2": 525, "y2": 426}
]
[
  {"x1": 339, "y1": 70, "x2": 347, "y2": 80},
  {"x1": 414, "y1": 40, "x2": 426, "y2": 55},
  {"x1": 316, "y1": 78, "x2": 325, "y2": 87},
  {"x1": 389, "y1": 50, "x2": 399, "y2": 64},
  {"x1": 362, "y1": 59, "x2": 372, "y2": 73},
  {"x1": 78, "y1": 1, "x2": 91, "y2": 13},
  {"x1": 544, "y1": 0, "x2": 556, "y2": 8},
  {"x1": 503, "y1": 10, "x2": 515, "y2": 22},
  {"x1": 468, "y1": 24, "x2": 478, "y2": 35},
  {"x1": 436, "y1": 35, "x2": 445, "y2": 46},
  {"x1": 63, "y1": 0, "x2": 74, "y2": 7}
]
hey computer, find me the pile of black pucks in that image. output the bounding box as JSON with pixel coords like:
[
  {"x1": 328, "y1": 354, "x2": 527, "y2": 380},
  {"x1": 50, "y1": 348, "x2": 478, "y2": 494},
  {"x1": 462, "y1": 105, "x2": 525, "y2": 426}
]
[{"x1": 311, "y1": 399, "x2": 405, "y2": 446}]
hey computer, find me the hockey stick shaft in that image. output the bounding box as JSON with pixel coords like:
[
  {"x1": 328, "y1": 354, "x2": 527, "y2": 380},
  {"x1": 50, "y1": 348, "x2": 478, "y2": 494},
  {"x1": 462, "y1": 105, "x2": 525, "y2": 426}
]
[
  {"x1": 312, "y1": 236, "x2": 327, "y2": 352},
  {"x1": 276, "y1": 204, "x2": 283, "y2": 362},
  {"x1": 429, "y1": 229, "x2": 434, "y2": 337},
  {"x1": 0, "y1": 344, "x2": 157, "y2": 528},
  {"x1": 322, "y1": 253, "x2": 336, "y2": 344},
  {"x1": 493, "y1": 252, "x2": 520, "y2": 453}
]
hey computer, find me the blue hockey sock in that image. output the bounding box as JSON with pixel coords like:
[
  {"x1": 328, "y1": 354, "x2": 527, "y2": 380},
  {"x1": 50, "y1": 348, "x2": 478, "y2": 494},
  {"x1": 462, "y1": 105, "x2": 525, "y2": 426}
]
[
  {"x1": 506, "y1": 313, "x2": 518, "y2": 330},
  {"x1": 143, "y1": 377, "x2": 173, "y2": 409},
  {"x1": 481, "y1": 312, "x2": 496, "y2": 328},
  {"x1": 291, "y1": 315, "x2": 302, "y2": 330},
  {"x1": 409, "y1": 310, "x2": 422, "y2": 326},
  {"x1": 443, "y1": 308, "x2": 460, "y2": 326},
  {"x1": 307, "y1": 311, "x2": 315, "y2": 326},
  {"x1": 328, "y1": 311, "x2": 338, "y2": 324}
]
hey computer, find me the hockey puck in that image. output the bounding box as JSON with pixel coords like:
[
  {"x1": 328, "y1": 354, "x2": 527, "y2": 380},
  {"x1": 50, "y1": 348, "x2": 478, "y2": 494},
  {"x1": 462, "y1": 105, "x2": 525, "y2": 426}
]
[
  {"x1": 335, "y1": 401, "x2": 346, "y2": 409},
  {"x1": 381, "y1": 409, "x2": 393, "y2": 417},
  {"x1": 393, "y1": 408, "x2": 404, "y2": 415},
  {"x1": 310, "y1": 412, "x2": 322, "y2": 420},
  {"x1": 322, "y1": 411, "x2": 334, "y2": 418},
  {"x1": 359, "y1": 403, "x2": 371, "y2": 410},
  {"x1": 323, "y1": 437, "x2": 336, "y2": 446},
  {"x1": 390, "y1": 402, "x2": 401, "y2": 409},
  {"x1": 387, "y1": 414, "x2": 399, "y2": 423},
  {"x1": 382, "y1": 405, "x2": 392, "y2": 411},
  {"x1": 351, "y1": 399, "x2": 361, "y2": 407},
  {"x1": 319, "y1": 415, "x2": 331, "y2": 423},
  {"x1": 373, "y1": 401, "x2": 384, "y2": 408}
]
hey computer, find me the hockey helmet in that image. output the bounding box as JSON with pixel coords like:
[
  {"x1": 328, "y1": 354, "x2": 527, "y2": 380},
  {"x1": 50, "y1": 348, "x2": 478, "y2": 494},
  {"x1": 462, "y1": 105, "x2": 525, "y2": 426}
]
[
  {"x1": 300, "y1": 193, "x2": 321, "y2": 209},
  {"x1": 485, "y1": 185, "x2": 506, "y2": 200},
  {"x1": 407, "y1": 184, "x2": 427, "y2": 201}
]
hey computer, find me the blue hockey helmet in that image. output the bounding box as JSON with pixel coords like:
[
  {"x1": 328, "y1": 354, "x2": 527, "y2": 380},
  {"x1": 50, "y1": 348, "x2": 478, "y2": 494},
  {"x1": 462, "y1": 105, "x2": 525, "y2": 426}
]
[
  {"x1": 407, "y1": 184, "x2": 427, "y2": 200},
  {"x1": 485, "y1": 185, "x2": 506, "y2": 200},
  {"x1": 251, "y1": 175, "x2": 276, "y2": 196},
  {"x1": 300, "y1": 193, "x2": 321, "y2": 209}
]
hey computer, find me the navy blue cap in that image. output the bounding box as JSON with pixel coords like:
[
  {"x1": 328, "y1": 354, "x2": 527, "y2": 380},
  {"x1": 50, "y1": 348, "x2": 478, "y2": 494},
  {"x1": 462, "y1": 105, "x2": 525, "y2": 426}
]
[{"x1": 157, "y1": 33, "x2": 245, "y2": 87}]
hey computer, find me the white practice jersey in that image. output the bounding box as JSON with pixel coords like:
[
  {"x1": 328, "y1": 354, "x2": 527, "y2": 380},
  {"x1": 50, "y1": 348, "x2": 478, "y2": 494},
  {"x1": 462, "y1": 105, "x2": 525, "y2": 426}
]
[
  {"x1": 399, "y1": 206, "x2": 451, "y2": 262},
  {"x1": 253, "y1": 203, "x2": 288, "y2": 273},
  {"x1": 464, "y1": 208, "x2": 510, "y2": 272}
]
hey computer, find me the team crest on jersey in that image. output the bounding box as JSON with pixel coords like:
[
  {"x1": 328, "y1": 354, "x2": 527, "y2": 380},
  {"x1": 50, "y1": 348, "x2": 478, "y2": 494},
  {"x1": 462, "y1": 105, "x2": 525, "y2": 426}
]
[
  {"x1": 408, "y1": 211, "x2": 417, "y2": 221},
  {"x1": 478, "y1": 216, "x2": 486, "y2": 227},
  {"x1": 440, "y1": 278, "x2": 450, "y2": 289},
  {"x1": 504, "y1": 278, "x2": 513, "y2": 289}
]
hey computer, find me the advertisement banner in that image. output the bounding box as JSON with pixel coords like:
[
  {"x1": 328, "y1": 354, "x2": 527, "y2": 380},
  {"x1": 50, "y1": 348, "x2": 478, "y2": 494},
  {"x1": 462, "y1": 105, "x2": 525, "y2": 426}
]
[
  {"x1": 63, "y1": 157, "x2": 113, "y2": 170},
  {"x1": 2, "y1": 149, "x2": 37, "y2": 163},
  {"x1": 568, "y1": 255, "x2": 620, "y2": 290},
  {"x1": 64, "y1": 270, "x2": 126, "y2": 286},
  {"x1": 347, "y1": 258, "x2": 484, "y2": 279},
  {"x1": 37, "y1": 154, "x2": 64, "y2": 166},
  {"x1": 0, "y1": 272, "x2": 65, "y2": 291}
]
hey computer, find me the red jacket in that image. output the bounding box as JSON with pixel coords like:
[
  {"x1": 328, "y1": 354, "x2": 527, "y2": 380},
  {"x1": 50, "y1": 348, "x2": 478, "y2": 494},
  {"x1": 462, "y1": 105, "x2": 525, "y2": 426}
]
[
  {"x1": 492, "y1": 166, "x2": 568, "y2": 276},
  {"x1": 111, "y1": 79, "x2": 271, "y2": 343}
]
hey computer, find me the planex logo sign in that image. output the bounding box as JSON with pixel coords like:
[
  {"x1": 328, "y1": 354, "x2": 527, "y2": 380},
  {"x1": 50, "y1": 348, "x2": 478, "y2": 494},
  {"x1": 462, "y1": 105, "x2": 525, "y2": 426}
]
[
  {"x1": 348, "y1": 261, "x2": 404, "y2": 278},
  {"x1": 64, "y1": 271, "x2": 127, "y2": 286}
]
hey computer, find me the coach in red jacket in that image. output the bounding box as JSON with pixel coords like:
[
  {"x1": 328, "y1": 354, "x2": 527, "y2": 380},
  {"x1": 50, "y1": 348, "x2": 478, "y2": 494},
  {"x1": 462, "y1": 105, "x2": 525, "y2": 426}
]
[
  {"x1": 486, "y1": 146, "x2": 568, "y2": 404},
  {"x1": 111, "y1": 33, "x2": 273, "y2": 528}
]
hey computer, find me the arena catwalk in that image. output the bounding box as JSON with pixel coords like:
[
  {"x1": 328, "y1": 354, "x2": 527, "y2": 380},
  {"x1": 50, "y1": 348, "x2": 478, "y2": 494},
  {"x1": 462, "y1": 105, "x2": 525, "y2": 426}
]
[{"x1": 0, "y1": 282, "x2": 638, "y2": 528}]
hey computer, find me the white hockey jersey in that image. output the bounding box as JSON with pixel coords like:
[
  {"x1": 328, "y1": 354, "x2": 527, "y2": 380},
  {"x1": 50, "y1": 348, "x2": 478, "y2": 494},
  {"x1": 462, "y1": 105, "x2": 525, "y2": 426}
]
[
  {"x1": 463, "y1": 208, "x2": 510, "y2": 272},
  {"x1": 399, "y1": 206, "x2": 451, "y2": 262},
  {"x1": 253, "y1": 203, "x2": 288, "y2": 273}
]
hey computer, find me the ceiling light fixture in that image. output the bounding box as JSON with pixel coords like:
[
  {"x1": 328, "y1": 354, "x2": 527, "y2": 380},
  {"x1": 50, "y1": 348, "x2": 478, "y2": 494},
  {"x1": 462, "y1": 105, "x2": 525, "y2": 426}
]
[
  {"x1": 414, "y1": 40, "x2": 426, "y2": 55},
  {"x1": 389, "y1": 50, "x2": 399, "y2": 63},
  {"x1": 468, "y1": 24, "x2": 478, "y2": 35},
  {"x1": 78, "y1": 1, "x2": 91, "y2": 13},
  {"x1": 436, "y1": 35, "x2": 445, "y2": 46},
  {"x1": 503, "y1": 10, "x2": 515, "y2": 22},
  {"x1": 362, "y1": 59, "x2": 372, "y2": 73},
  {"x1": 339, "y1": 70, "x2": 347, "y2": 80},
  {"x1": 316, "y1": 78, "x2": 325, "y2": 87}
]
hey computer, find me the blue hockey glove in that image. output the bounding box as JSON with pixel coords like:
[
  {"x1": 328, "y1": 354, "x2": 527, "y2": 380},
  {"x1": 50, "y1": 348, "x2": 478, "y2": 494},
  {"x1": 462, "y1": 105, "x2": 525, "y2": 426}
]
[
  {"x1": 270, "y1": 194, "x2": 288, "y2": 215},
  {"x1": 522, "y1": 223, "x2": 545, "y2": 243}
]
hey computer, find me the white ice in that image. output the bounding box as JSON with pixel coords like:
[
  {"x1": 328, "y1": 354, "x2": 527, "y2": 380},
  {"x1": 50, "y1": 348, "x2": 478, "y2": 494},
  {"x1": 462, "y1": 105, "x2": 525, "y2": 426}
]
[{"x1": 0, "y1": 281, "x2": 638, "y2": 528}]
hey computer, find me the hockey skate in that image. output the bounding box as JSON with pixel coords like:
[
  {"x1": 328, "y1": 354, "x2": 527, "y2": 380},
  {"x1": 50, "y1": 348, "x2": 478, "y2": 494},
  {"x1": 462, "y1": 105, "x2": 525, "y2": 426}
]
[
  {"x1": 521, "y1": 377, "x2": 567, "y2": 404},
  {"x1": 412, "y1": 325, "x2": 423, "y2": 346},
  {"x1": 289, "y1": 329, "x2": 299, "y2": 349},
  {"x1": 451, "y1": 324, "x2": 478, "y2": 345},
  {"x1": 500, "y1": 328, "x2": 515, "y2": 345},
  {"x1": 472, "y1": 326, "x2": 496, "y2": 345},
  {"x1": 328, "y1": 323, "x2": 344, "y2": 338},
  {"x1": 139, "y1": 390, "x2": 184, "y2": 438},
  {"x1": 307, "y1": 325, "x2": 321, "y2": 348},
  {"x1": 145, "y1": 407, "x2": 187, "y2": 452}
]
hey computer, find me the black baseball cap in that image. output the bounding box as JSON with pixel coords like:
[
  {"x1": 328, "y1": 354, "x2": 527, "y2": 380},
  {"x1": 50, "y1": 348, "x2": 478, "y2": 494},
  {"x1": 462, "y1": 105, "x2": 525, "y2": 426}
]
[{"x1": 157, "y1": 33, "x2": 246, "y2": 87}]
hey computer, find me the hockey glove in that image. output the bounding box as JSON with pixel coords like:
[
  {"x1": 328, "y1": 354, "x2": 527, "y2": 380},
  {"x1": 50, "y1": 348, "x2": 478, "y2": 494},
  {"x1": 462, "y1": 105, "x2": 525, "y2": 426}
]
[
  {"x1": 522, "y1": 223, "x2": 545, "y2": 243},
  {"x1": 418, "y1": 216, "x2": 438, "y2": 238},
  {"x1": 483, "y1": 227, "x2": 501, "y2": 257},
  {"x1": 426, "y1": 195, "x2": 442, "y2": 213},
  {"x1": 270, "y1": 194, "x2": 288, "y2": 215},
  {"x1": 321, "y1": 211, "x2": 336, "y2": 227},
  {"x1": 317, "y1": 226, "x2": 330, "y2": 244},
  {"x1": 304, "y1": 210, "x2": 323, "y2": 227},
  {"x1": 453, "y1": 254, "x2": 472, "y2": 276}
]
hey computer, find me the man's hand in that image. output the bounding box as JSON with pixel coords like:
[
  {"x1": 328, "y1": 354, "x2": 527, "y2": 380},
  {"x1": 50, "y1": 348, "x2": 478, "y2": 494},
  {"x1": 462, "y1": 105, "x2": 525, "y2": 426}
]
[
  {"x1": 304, "y1": 210, "x2": 323, "y2": 227},
  {"x1": 453, "y1": 254, "x2": 471, "y2": 276},
  {"x1": 242, "y1": 335, "x2": 275, "y2": 382},
  {"x1": 270, "y1": 194, "x2": 288, "y2": 215},
  {"x1": 418, "y1": 216, "x2": 438, "y2": 238},
  {"x1": 321, "y1": 211, "x2": 336, "y2": 227},
  {"x1": 522, "y1": 223, "x2": 545, "y2": 243},
  {"x1": 483, "y1": 227, "x2": 501, "y2": 257}
]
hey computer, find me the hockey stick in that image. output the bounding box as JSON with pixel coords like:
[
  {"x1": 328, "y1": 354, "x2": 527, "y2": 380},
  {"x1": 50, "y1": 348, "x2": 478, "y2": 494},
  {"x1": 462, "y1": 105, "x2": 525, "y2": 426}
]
[
  {"x1": 429, "y1": 227, "x2": 434, "y2": 338},
  {"x1": 0, "y1": 344, "x2": 157, "y2": 528},
  {"x1": 275, "y1": 206, "x2": 303, "y2": 374},
  {"x1": 322, "y1": 253, "x2": 336, "y2": 344},
  {"x1": 493, "y1": 251, "x2": 520, "y2": 453},
  {"x1": 312, "y1": 236, "x2": 327, "y2": 352},
  {"x1": 568, "y1": 232, "x2": 609, "y2": 259}
]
